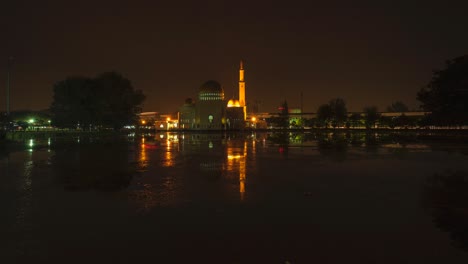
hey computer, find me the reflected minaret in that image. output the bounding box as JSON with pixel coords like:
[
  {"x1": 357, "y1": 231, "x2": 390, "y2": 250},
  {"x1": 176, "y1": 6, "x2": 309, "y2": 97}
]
[
  {"x1": 239, "y1": 60, "x2": 246, "y2": 120},
  {"x1": 239, "y1": 141, "x2": 247, "y2": 200},
  {"x1": 226, "y1": 140, "x2": 247, "y2": 201}
]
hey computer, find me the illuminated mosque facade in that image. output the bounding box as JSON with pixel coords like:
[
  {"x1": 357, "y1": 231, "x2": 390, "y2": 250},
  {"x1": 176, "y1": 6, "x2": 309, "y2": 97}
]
[{"x1": 178, "y1": 61, "x2": 247, "y2": 130}]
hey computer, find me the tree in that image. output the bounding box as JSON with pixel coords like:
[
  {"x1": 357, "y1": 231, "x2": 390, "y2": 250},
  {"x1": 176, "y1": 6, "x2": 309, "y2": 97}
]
[
  {"x1": 363, "y1": 106, "x2": 380, "y2": 129},
  {"x1": 387, "y1": 101, "x2": 409, "y2": 112},
  {"x1": 317, "y1": 98, "x2": 348, "y2": 128},
  {"x1": 50, "y1": 72, "x2": 145, "y2": 130},
  {"x1": 328, "y1": 98, "x2": 347, "y2": 128},
  {"x1": 50, "y1": 76, "x2": 96, "y2": 128},
  {"x1": 348, "y1": 113, "x2": 362, "y2": 128},
  {"x1": 317, "y1": 104, "x2": 332, "y2": 128},
  {"x1": 417, "y1": 55, "x2": 468, "y2": 125},
  {"x1": 379, "y1": 115, "x2": 394, "y2": 129},
  {"x1": 95, "y1": 72, "x2": 145, "y2": 129}
]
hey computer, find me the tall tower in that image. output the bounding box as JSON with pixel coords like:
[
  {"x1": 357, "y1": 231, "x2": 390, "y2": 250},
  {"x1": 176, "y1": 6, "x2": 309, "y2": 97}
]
[{"x1": 239, "y1": 60, "x2": 246, "y2": 120}]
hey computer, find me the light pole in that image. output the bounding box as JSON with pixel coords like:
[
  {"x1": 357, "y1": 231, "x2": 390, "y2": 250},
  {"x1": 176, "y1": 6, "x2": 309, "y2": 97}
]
[{"x1": 6, "y1": 57, "x2": 13, "y2": 116}]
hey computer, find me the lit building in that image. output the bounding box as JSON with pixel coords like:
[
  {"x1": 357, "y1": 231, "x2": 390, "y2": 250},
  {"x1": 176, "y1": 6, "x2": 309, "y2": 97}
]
[
  {"x1": 138, "y1": 112, "x2": 159, "y2": 129},
  {"x1": 178, "y1": 98, "x2": 196, "y2": 129},
  {"x1": 155, "y1": 114, "x2": 178, "y2": 130},
  {"x1": 238, "y1": 60, "x2": 247, "y2": 120},
  {"x1": 225, "y1": 60, "x2": 247, "y2": 129},
  {"x1": 196, "y1": 80, "x2": 226, "y2": 129},
  {"x1": 178, "y1": 61, "x2": 248, "y2": 130}
]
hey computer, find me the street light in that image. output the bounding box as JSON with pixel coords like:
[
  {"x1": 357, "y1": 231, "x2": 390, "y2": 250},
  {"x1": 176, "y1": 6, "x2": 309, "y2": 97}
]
[{"x1": 251, "y1": 117, "x2": 257, "y2": 129}]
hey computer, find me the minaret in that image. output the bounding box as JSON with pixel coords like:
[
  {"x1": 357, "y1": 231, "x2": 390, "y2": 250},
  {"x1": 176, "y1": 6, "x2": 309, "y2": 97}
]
[{"x1": 239, "y1": 60, "x2": 246, "y2": 120}]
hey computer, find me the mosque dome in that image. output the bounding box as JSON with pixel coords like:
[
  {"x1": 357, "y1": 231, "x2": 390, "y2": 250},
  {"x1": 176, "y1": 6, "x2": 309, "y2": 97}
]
[
  {"x1": 227, "y1": 99, "x2": 241, "y2": 107},
  {"x1": 199, "y1": 80, "x2": 223, "y2": 93},
  {"x1": 198, "y1": 80, "x2": 224, "y2": 101}
]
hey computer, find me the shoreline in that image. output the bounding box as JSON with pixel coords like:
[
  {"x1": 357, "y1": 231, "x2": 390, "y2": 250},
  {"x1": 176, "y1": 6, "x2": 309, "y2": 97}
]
[{"x1": 2, "y1": 128, "x2": 468, "y2": 141}]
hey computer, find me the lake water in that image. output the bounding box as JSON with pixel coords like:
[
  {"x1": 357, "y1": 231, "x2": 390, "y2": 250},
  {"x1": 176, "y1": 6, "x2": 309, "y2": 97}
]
[{"x1": 1, "y1": 132, "x2": 468, "y2": 263}]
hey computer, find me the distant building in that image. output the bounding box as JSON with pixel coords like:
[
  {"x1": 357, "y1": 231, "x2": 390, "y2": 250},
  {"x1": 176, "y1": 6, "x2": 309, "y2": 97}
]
[
  {"x1": 138, "y1": 112, "x2": 159, "y2": 127},
  {"x1": 178, "y1": 98, "x2": 196, "y2": 129}
]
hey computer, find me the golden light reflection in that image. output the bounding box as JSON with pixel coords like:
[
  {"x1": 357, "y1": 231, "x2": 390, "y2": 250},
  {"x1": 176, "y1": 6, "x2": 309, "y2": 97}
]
[
  {"x1": 252, "y1": 137, "x2": 256, "y2": 156},
  {"x1": 138, "y1": 137, "x2": 148, "y2": 172},
  {"x1": 162, "y1": 133, "x2": 177, "y2": 167},
  {"x1": 226, "y1": 140, "x2": 247, "y2": 201}
]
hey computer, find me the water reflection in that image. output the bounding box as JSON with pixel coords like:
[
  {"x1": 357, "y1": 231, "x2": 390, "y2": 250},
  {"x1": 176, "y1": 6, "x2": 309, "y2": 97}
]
[
  {"x1": 163, "y1": 137, "x2": 175, "y2": 167},
  {"x1": 137, "y1": 137, "x2": 148, "y2": 172},
  {"x1": 26, "y1": 131, "x2": 466, "y2": 209},
  {"x1": 226, "y1": 139, "x2": 248, "y2": 200},
  {"x1": 192, "y1": 134, "x2": 226, "y2": 181},
  {"x1": 317, "y1": 132, "x2": 348, "y2": 162},
  {"x1": 423, "y1": 170, "x2": 468, "y2": 251},
  {"x1": 51, "y1": 139, "x2": 134, "y2": 191},
  {"x1": 268, "y1": 132, "x2": 290, "y2": 157},
  {"x1": 3, "y1": 131, "x2": 468, "y2": 261},
  {"x1": 263, "y1": 131, "x2": 442, "y2": 161}
]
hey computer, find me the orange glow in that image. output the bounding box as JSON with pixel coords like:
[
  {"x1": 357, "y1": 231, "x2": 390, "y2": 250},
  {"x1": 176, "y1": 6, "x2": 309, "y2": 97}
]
[
  {"x1": 162, "y1": 139, "x2": 175, "y2": 167},
  {"x1": 141, "y1": 120, "x2": 146, "y2": 125},
  {"x1": 251, "y1": 117, "x2": 256, "y2": 122},
  {"x1": 166, "y1": 117, "x2": 171, "y2": 121},
  {"x1": 138, "y1": 137, "x2": 148, "y2": 172},
  {"x1": 226, "y1": 140, "x2": 248, "y2": 201},
  {"x1": 227, "y1": 154, "x2": 242, "y2": 160},
  {"x1": 227, "y1": 99, "x2": 241, "y2": 107}
]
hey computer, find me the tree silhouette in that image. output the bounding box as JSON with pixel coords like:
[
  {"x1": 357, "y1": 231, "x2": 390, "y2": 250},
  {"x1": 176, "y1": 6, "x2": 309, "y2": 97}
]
[
  {"x1": 50, "y1": 76, "x2": 96, "y2": 129},
  {"x1": 387, "y1": 101, "x2": 409, "y2": 112},
  {"x1": 50, "y1": 72, "x2": 145, "y2": 130},
  {"x1": 348, "y1": 113, "x2": 362, "y2": 128},
  {"x1": 317, "y1": 98, "x2": 347, "y2": 128},
  {"x1": 417, "y1": 55, "x2": 468, "y2": 125},
  {"x1": 329, "y1": 98, "x2": 347, "y2": 128},
  {"x1": 363, "y1": 106, "x2": 380, "y2": 129},
  {"x1": 317, "y1": 104, "x2": 332, "y2": 128},
  {"x1": 95, "y1": 72, "x2": 145, "y2": 129}
]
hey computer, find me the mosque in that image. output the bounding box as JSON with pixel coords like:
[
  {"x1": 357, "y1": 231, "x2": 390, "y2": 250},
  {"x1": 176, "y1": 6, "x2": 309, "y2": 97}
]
[{"x1": 178, "y1": 61, "x2": 247, "y2": 130}]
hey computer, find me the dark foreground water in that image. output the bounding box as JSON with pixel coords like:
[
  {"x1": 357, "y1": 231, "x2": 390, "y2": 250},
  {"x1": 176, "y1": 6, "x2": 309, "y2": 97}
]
[{"x1": 1, "y1": 132, "x2": 468, "y2": 263}]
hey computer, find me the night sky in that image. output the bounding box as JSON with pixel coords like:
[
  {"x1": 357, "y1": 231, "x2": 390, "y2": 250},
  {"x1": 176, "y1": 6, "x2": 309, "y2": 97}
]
[{"x1": 1, "y1": 0, "x2": 467, "y2": 113}]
